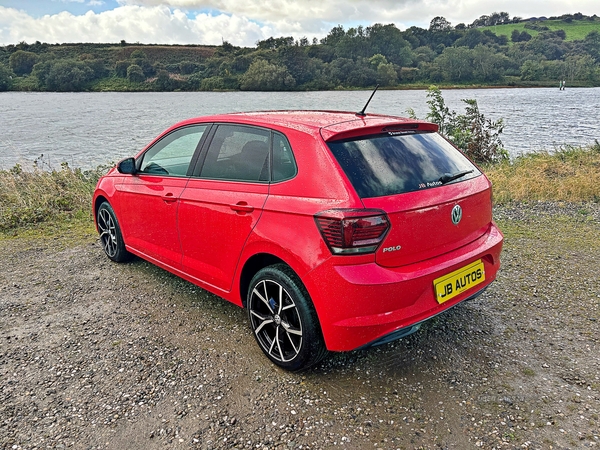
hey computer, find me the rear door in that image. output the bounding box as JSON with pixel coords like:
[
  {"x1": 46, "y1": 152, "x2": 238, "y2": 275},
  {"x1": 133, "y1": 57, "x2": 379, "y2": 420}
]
[
  {"x1": 326, "y1": 131, "x2": 492, "y2": 267},
  {"x1": 177, "y1": 124, "x2": 271, "y2": 292}
]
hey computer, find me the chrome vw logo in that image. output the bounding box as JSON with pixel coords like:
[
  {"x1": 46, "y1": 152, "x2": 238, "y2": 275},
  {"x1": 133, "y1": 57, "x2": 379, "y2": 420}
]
[{"x1": 451, "y1": 205, "x2": 462, "y2": 225}]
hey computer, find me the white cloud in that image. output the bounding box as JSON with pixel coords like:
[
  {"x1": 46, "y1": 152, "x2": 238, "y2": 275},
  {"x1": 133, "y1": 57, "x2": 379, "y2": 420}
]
[{"x1": 0, "y1": 5, "x2": 273, "y2": 46}]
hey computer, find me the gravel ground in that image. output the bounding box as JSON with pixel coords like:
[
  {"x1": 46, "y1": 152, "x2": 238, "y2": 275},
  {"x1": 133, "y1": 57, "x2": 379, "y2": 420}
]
[{"x1": 1, "y1": 202, "x2": 599, "y2": 450}]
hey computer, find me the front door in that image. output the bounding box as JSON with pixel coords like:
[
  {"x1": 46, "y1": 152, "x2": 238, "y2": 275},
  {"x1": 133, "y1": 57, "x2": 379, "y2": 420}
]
[{"x1": 116, "y1": 125, "x2": 208, "y2": 268}]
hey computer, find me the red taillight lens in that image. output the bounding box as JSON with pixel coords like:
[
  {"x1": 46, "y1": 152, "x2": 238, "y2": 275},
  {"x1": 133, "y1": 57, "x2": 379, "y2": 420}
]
[{"x1": 315, "y1": 209, "x2": 390, "y2": 255}]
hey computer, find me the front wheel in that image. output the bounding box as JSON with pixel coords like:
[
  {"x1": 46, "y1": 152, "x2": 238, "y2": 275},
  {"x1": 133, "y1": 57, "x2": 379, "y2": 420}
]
[
  {"x1": 96, "y1": 202, "x2": 131, "y2": 263},
  {"x1": 247, "y1": 264, "x2": 328, "y2": 371}
]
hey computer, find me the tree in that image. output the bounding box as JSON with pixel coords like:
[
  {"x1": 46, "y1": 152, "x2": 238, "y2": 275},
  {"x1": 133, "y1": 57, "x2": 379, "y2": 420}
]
[
  {"x1": 520, "y1": 59, "x2": 545, "y2": 81},
  {"x1": 583, "y1": 31, "x2": 600, "y2": 62},
  {"x1": 127, "y1": 64, "x2": 145, "y2": 83},
  {"x1": 0, "y1": 64, "x2": 13, "y2": 91},
  {"x1": 154, "y1": 70, "x2": 173, "y2": 91},
  {"x1": 523, "y1": 34, "x2": 567, "y2": 60},
  {"x1": 115, "y1": 60, "x2": 129, "y2": 78},
  {"x1": 366, "y1": 23, "x2": 414, "y2": 66},
  {"x1": 564, "y1": 54, "x2": 598, "y2": 82},
  {"x1": 31, "y1": 60, "x2": 54, "y2": 88},
  {"x1": 454, "y1": 29, "x2": 493, "y2": 49},
  {"x1": 377, "y1": 63, "x2": 398, "y2": 86},
  {"x1": 278, "y1": 45, "x2": 315, "y2": 85},
  {"x1": 9, "y1": 50, "x2": 39, "y2": 76},
  {"x1": 179, "y1": 60, "x2": 197, "y2": 75},
  {"x1": 471, "y1": 45, "x2": 508, "y2": 81},
  {"x1": 434, "y1": 46, "x2": 473, "y2": 82},
  {"x1": 256, "y1": 36, "x2": 294, "y2": 50},
  {"x1": 429, "y1": 16, "x2": 452, "y2": 32},
  {"x1": 320, "y1": 25, "x2": 346, "y2": 46},
  {"x1": 44, "y1": 60, "x2": 94, "y2": 91},
  {"x1": 239, "y1": 59, "x2": 295, "y2": 90},
  {"x1": 511, "y1": 30, "x2": 532, "y2": 42},
  {"x1": 368, "y1": 54, "x2": 398, "y2": 86},
  {"x1": 129, "y1": 49, "x2": 147, "y2": 59}
]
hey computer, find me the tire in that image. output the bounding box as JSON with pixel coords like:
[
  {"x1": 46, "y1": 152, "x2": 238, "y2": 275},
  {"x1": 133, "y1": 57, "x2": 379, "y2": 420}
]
[
  {"x1": 96, "y1": 202, "x2": 131, "y2": 263},
  {"x1": 247, "y1": 264, "x2": 328, "y2": 371}
]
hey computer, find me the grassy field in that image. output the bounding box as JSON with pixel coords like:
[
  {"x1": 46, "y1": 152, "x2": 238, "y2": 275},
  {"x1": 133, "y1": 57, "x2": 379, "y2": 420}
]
[
  {"x1": 483, "y1": 18, "x2": 600, "y2": 41},
  {"x1": 1, "y1": 145, "x2": 599, "y2": 239}
]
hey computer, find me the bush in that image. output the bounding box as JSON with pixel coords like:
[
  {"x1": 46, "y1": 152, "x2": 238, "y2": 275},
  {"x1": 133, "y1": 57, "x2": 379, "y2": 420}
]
[
  {"x1": 9, "y1": 50, "x2": 39, "y2": 76},
  {"x1": 127, "y1": 64, "x2": 145, "y2": 83},
  {"x1": 0, "y1": 162, "x2": 107, "y2": 231},
  {"x1": 239, "y1": 59, "x2": 296, "y2": 91},
  {"x1": 154, "y1": 69, "x2": 173, "y2": 91},
  {"x1": 425, "y1": 86, "x2": 507, "y2": 164},
  {"x1": 43, "y1": 60, "x2": 94, "y2": 91},
  {"x1": 179, "y1": 60, "x2": 198, "y2": 75}
]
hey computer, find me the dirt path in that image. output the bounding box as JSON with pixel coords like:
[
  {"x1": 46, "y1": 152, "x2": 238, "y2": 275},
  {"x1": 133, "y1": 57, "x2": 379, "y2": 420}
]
[{"x1": 1, "y1": 203, "x2": 599, "y2": 449}]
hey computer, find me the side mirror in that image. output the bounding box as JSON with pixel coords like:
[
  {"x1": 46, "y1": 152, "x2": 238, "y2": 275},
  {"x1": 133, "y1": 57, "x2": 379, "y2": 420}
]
[{"x1": 117, "y1": 157, "x2": 137, "y2": 175}]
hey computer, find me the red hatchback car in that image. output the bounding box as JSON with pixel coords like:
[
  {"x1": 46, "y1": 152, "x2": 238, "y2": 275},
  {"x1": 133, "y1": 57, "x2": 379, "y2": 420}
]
[{"x1": 93, "y1": 110, "x2": 503, "y2": 371}]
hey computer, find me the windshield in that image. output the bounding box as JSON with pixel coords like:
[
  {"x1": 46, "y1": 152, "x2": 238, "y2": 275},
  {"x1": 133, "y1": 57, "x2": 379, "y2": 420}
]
[{"x1": 327, "y1": 131, "x2": 481, "y2": 198}]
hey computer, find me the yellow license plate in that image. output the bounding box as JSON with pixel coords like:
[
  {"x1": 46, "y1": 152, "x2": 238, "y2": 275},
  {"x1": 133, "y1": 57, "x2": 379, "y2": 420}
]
[{"x1": 434, "y1": 260, "x2": 485, "y2": 304}]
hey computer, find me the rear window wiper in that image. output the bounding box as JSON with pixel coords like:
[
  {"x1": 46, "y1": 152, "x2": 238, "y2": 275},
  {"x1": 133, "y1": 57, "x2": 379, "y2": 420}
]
[{"x1": 438, "y1": 169, "x2": 474, "y2": 184}]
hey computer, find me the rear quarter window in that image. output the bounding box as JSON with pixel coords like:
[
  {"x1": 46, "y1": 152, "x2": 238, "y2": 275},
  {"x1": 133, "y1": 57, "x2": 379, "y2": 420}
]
[{"x1": 327, "y1": 131, "x2": 481, "y2": 198}]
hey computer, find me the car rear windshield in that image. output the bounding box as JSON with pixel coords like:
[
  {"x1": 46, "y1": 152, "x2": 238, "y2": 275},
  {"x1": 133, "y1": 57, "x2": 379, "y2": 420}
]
[{"x1": 327, "y1": 131, "x2": 481, "y2": 198}]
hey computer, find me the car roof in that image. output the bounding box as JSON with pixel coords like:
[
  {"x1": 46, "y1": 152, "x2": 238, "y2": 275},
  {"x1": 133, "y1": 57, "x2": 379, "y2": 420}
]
[{"x1": 174, "y1": 110, "x2": 438, "y2": 142}]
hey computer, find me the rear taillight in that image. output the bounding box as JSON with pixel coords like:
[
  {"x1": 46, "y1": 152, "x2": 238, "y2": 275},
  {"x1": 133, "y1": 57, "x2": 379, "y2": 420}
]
[{"x1": 315, "y1": 209, "x2": 390, "y2": 255}]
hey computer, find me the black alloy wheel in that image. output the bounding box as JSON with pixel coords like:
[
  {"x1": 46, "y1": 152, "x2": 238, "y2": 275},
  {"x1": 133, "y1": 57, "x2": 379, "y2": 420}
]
[
  {"x1": 247, "y1": 264, "x2": 327, "y2": 371},
  {"x1": 96, "y1": 202, "x2": 130, "y2": 263}
]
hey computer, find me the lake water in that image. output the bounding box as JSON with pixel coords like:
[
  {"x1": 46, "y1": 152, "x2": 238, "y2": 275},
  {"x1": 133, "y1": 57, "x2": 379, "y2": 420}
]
[{"x1": 1, "y1": 88, "x2": 599, "y2": 169}]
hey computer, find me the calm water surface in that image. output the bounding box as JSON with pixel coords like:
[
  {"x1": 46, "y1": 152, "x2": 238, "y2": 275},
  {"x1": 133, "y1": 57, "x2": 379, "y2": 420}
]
[{"x1": 1, "y1": 88, "x2": 599, "y2": 169}]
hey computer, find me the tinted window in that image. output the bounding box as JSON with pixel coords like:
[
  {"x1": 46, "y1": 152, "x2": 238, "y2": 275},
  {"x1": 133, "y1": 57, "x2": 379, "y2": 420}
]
[
  {"x1": 200, "y1": 125, "x2": 270, "y2": 182},
  {"x1": 272, "y1": 132, "x2": 297, "y2": 182},
  {"x1": 327, "y1": 132, "x2": 481, "y2": 198},
  {"x1": 139, "y1": 125, "x2": 207, "y2": 176}
]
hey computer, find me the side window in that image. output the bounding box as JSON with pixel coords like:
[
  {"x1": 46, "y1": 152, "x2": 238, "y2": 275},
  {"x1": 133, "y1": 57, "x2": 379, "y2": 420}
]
[
  {"x1": 272, "y1": 132, "x2": 297, "y2": 182},
  {"x1": 200, "y1": 125, "x2": 270, "y2": 182},
  {"x1": 139, "y1": 125, "x2": 207, "y2": 177}
]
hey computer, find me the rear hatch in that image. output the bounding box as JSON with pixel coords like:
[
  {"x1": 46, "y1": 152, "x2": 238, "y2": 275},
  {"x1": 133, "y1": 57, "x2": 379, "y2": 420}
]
[{"x1": 326, "y1": 130, "x2": 492, "y2": 268}]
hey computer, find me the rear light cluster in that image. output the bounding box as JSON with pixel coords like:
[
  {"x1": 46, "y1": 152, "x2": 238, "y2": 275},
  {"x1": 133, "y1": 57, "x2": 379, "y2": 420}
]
[{"x1": 315, "y1": 209, "x2": 390, "y2": 255}]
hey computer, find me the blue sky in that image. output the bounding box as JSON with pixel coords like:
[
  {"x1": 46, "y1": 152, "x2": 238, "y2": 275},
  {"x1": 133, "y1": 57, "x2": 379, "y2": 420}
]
[{"x1": 0, "y1": 0, "x2": 597, "y2": 47}]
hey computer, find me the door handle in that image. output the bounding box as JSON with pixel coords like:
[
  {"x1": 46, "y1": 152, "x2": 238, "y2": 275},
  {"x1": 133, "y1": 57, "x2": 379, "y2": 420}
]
[
  {"x1": 230, "y1": 201, "x2": 254, "y2": 213},
  {"x1": 162, "y1": 192, "x2": 177, "y2": 203}
]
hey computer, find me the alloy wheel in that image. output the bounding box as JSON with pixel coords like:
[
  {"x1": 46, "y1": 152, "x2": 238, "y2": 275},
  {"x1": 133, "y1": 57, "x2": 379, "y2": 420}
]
[
  {"x1": 97, "y1": 208, "x2": 118, "y2": 258},
  {"x1": 249, "y1": 279, "x2": 303, "y2": 363}
]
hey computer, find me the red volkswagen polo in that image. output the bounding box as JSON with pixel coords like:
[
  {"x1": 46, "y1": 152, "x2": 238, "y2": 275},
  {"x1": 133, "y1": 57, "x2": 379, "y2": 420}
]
[{"x1": 93, "y1": 110, "x2": 503, "y2": 371}]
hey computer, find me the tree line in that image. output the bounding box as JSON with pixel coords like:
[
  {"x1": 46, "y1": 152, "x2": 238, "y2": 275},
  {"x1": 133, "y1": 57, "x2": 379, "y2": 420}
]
[{"x1": 1, "y1": 12, "x2": 600, "y2": 92}]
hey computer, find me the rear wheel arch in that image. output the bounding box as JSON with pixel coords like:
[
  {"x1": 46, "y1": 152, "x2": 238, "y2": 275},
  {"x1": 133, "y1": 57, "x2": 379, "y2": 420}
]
[{"x1": 239, "y1": 253, "x2": 287, "y2": 308}]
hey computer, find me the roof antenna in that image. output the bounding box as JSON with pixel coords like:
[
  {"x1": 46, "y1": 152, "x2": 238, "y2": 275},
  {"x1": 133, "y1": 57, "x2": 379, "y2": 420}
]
[{"x1": 356, "y1": 84, "x2": 379, "y2": 117}]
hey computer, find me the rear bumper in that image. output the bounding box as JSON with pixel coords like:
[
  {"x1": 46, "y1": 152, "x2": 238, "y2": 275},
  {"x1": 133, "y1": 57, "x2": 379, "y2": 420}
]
[{"x1": 304, "y1": 223, "x2": 503, "y2": 351}]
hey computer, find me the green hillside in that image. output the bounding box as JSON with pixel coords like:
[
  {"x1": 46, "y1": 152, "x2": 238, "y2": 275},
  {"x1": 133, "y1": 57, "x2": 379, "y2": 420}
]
[{"x1": 483, "y1": 17, "x2": 600, "y2": 41}]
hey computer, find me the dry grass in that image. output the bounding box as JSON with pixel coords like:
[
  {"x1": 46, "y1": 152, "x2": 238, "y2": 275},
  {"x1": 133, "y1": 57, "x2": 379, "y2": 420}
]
[
  {"x1": 1, "y1": 145, "x2": 598, "y2": 234},
  {"x1": 0, "y1": 163, "x2": 106, "y2": 232},
  {"x1": 485, "y1": 144, "x2": 600, "y2": 204}
]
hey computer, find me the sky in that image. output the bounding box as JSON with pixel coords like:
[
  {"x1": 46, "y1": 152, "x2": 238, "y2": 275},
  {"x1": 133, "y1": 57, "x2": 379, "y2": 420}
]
[{"x1": 0, "y1": 0, "x2": 597, "y2": 47}]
